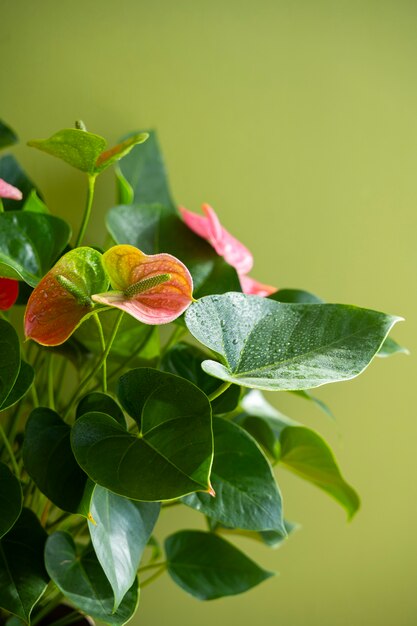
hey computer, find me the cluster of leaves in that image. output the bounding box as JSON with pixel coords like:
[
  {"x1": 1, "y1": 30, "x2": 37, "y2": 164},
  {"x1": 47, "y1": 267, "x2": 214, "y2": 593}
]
[{"x1": 0, "y1": 119, "x2": 406, "y2": 626}]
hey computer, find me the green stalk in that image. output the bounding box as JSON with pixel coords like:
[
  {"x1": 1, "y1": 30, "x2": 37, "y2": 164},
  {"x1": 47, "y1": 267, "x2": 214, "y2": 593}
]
[
  {"x1": 207, "y1": 381, "x2": 232, "y2": 402},
  {"x1": 0, "y1": 422, "x2": 19, "y2": 475},
  {"x1": 47, "y1": 353, "x2": 55, "y2": 410},
  {"x1": 140, "y1": 563, "x2": 167, "y2": 588},
  {"x1": 75, "y1": 174, "x2": 97, "y2": 247},
  {"x1": 63, "y1": 310, "x2": 124, "y2": 419},
  {"x1": 93, "y1": 313, "x2": 107, "y2": 392}
]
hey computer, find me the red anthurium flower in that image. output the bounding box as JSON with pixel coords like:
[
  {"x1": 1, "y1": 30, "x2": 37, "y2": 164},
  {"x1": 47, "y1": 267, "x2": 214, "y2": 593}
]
[
  {"x1": 25, "y1": 247, "x2": 108, "y2": 346},
  {"x1": 0, "y1": 179, "x2": 23, "y2": 201},
  {"x1": 92, "y1": 245, "x2": 193, "y2": 325},
  {"x1": 0, "y1": 277, "x2": 19, "y2": 310},
  {"x1": 179, "y1": 203, "x2": 277, "y2": 296}
]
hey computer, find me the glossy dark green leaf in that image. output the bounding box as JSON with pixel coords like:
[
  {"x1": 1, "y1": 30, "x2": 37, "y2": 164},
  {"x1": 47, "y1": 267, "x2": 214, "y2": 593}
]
[
  {"x1": 0, "y1": 320, "x2": 20, "y2": 408},
  {"x1": 115, "y1": 131, "x2": 174, "y2": 207},
  {"x1": 72, "y1": 368, "x2": 213, "y2": 500},
  {"x1": 23, "y1": 408, "x2": 88, "y2": 513},
  {"x1": 95, "y1": 133, "x2": 148, "y2": 174},
  {"x1": 45, "y1": 532, "x2": 138, "y2": 625},
  {"x1": 76, "y1": 392, "x2": 125, "y2": 426},
  {"x1": 238, "y1": 391, "x2": 360, "y2": 518},
  {"x1": 185, "y1": 293, "x2": 401, "y2": 391},
  {"x1": 0, "y1": 211, "x2": 71, "y2": 286},
  {"x1": 0, "y1": 120, "x2": 18, "y2": 150},
  {"x1": 165, "y1": 530, "x2": 273, "y2": 600},
  {"x1": 89, "y1": 485, "x2": 160, "y2": 610},
  {"x1": 0, "y1": 462, "x2": 22, "y2": 538},
  {"x1": 269, "y1": 288, "x2": 324, "y2": 304},
  {"x1": 161, "y1": 342, "x2": 241, "y2": 414},
  {"x1": 210, "y1": 518, "x2": 298, "y2": 548},
  {"x1": 183, "y1": 418, "x2": 285, "y2": 533},
  {"x1": 0, "y1": 508, "x2": 49, "y2": 623},
  {"x1": 74, "y1": 310, "x2": 159, "y2": 364},
  {"x1": 0, "y1": 361, "x2": 34, "y2": 412},
  {"x1": 28, "y1": 129, "x2": 106, "y2": 175},
  {"x1": 0, "y1": 155, "x2": 39, "y2": 211},
  {"x1": 22, "y1": 190, "x2": 49, "y2": 214},
  {"x1": 377, "y1": 336, "x2": 409, "y2": 358},
  {"x1": 107, "y1": 204, "x2": 241, "y2": 298}
]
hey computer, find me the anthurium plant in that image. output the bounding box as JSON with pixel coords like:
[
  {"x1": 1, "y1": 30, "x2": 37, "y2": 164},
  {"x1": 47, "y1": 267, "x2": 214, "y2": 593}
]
[{"x1": 0, "y1": 119, "x2": 406, "y2": 626}]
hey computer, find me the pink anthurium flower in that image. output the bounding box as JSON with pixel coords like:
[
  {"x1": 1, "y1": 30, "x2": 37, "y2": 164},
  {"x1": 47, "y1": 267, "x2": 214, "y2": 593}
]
[
  {"x1": 0, "y1": 278, "x2": 19, "y2": 310},
  {"x1": 0, "y1": 179, "x2": 23, "y2": 201},
  {"x1": 92, "y1": 245, "x2": 194, "y2": 324},
  {"x1": 179, "y1": 203, "x2": 277, "y2": 296},
  {"x1": 179, "y1": 203, "x2": 253, "y2": 276}
]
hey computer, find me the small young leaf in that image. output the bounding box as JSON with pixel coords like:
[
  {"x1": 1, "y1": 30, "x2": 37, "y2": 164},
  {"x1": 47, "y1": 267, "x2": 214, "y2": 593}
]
[
  {"x1": 45, "y1": 532, "x2": 139, "y2": 625},
  {"x1": 165, "y1": 530, "x2": 273, "y2": 600},
  {"x1": 72, "y1": 369, "x2": 213, "y2": 501},
  {"x1": 377, "y1": 336, "x2": 409, "y2": 358},
  {"x1": 185, "y1": 293, "x2": 401, "y2": 391},
  {"x1": 88, "y1": 485, "x2": 160, "y2": 610},
  {"x1": 22, "y1": 190, "x2": 49, "y2": 214},
  {"x1": 0, "y1": 211, "x2": 71, "y2": 286},
  {"x1": 183, "y1": 418, "x2": 286, "y2": 533},
  {"x1": 0, "y1": 509, "x2": 49, "y2": 623},
  {"x1": 28, "y1": 128, "x2": 107, "y2": 174},
  {"x1": 95, "y1": 133, "x2": 149, "y2": 173},
  {"x1": 0, "y1": 462, "x2": 22, "y2": 539}
]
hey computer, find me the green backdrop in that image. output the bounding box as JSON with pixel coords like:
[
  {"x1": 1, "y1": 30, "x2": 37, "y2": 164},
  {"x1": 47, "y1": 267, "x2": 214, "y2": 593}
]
[{"x1": 1, "y1": 1, "x2": 416, "y2": 624}]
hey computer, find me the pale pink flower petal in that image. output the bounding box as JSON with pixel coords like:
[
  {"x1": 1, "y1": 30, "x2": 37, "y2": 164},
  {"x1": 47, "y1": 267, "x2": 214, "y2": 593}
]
[
  {"x1": 0, "y1": 179, "x2": 23, "y2": 201},
  {"x1": 179, "y1": 203, "x2": 253, "y2": 275},
  {"x1": 239, "y1": 274, "x2": 277, "y2": 297}
]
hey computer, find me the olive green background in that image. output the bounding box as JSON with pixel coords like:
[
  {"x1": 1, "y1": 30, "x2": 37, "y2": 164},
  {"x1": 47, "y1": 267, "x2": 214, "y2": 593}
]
[{"x1": 1, "y1": 1, "x2": 416, "y2": 624}]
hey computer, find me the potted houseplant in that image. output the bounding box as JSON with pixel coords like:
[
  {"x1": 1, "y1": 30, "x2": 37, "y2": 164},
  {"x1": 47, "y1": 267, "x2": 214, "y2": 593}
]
[{"x1": 0, "y1": 119, "x2": 405, "y2": 626}]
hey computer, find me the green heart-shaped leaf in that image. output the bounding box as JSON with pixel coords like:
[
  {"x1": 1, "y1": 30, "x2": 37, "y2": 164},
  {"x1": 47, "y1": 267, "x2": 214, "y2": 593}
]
[
  {"x1": 72, "y1": 369, "x2": 213, "y2": 500},
  {"x1": 88, "y1": 486, "x2": 160, "y2": 610},
  {"x1": 0, "y1": 320, "x2": 20, "y2": 408},
  {"x1": 23, "y1": 408, "x2": 89, "y2": 513},
  {"x1": 76, "y1": 392, "x2": 126, "y2": 426},
  {"x1": 0, "y1": 361, "x2": 34, "y2": 412},
  {"x1": 45, "y1": 532, "x2": 139, "y2": 625},
  {"x1": 0, "y1": 211, "x2": 71, "y2": 286},
  {"x1": 0, "y1": 155, "x2": 39, "y2": 211},
  {"x1": 165, "y1": 530, "x2": 273, "y2": 600},
  {"x1": 238, "y1": 391, "x2": 360, "y2": 518},
  {"x1": 0, "y1": 509, "x2": 49, "y2": 623},
  {"x1": 0, "y1": 462, "x2": 22, "y2": 538},
  {"x1": 160, "y1": 342, "x2": 241, "y2": 414},
  {"x1": 209, "y1": 517, "x2": 298, "y2": 548},
  {"x1": 185, "y1": 293, "x2": 401, "y2": 391},
  {"x1": 22, "y1": 190, "x2": 49, "y2": 214},
  {"x1": 183, "y1": 418, "x2": 286, "y2": 533},
  {"x1": 28, "y1": 129, "x2": 106, "y2": 174},
  {"x1": 0, "y1": 120, "x2": 18, "y2": 150},
  {"x1": 377, "y1": 336, "x2": 409, "y2": 358},
  {"x1": 115, "y1": 130, "x2": 174, "y2": 207}
]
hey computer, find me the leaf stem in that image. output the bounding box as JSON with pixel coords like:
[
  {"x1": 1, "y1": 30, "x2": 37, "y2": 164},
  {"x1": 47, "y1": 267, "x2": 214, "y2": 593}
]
[
  {"x1": 75, "y1": 174, "x2": 97, "y2": 247},
  {"x1": 207, "y1": 381, "x2": 232, "y2": 402},
  {"x1": 0, "y1": 421, "x2": 19, "y2": 475},
  {"x1": 93, "y1": 313, "x2": 107, "y2": 392},
  {"x1": 47, "y1": 353, "x2": 55, "y2": 410},
  {"x1": 140, "y1": 563, "x2": 167, "y2": 588},
  {"x1": 63, "y1": 310, "x2": 124, "y2": 419},
  {"x1": 138, "y1": 561, "x2": 167, "y2": 573}
]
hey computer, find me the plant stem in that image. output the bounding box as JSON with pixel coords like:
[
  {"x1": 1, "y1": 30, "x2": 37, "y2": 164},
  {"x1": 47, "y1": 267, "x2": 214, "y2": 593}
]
[
  {"x1": 47, "y1": 353, "x2": 55, "y2": 410},
  {"x1": 93, "y1": 313, "x2": 107, "y2": 392},
  {"x1": 31, "y1": 592, "x2": 64, "y2": 626},
  {"x1": 159, "y1": 325, "x2": 186, "y2": 361},
  {"x1": 138, "y1": 561, "x2": 167, "y2": 573},
  {"x1": 63, "y1": 310, "x2": 124, "y2": 419},
  {"x1": 75, "y1": 174, "x2": 96, "y2": 247},
  {"x1": 140, "y1": 563, "x2": 167, "y2": 588},
  {"x1": 207, "y1": 381, "x2": 232, "y2": 402},
  {"x1": 0, "y1": 421, "x2": 19, "y2": 475}
]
